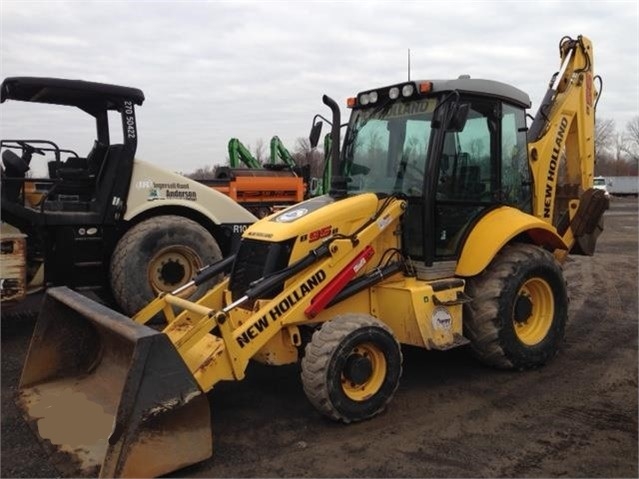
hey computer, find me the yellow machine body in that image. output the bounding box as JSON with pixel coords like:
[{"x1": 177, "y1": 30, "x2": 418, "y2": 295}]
[{"x1": 16, "y1": 35, "x2": 604, "y2": 478}]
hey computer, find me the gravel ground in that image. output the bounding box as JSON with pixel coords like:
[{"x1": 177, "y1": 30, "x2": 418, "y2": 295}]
[{"x1": 1, "y1": 197, "x2": 637, "y2": 478}]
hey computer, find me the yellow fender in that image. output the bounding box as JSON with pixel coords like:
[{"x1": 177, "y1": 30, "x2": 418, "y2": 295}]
[{"x1": 455, "y1": 206, "x2": 567, "y2": 277}]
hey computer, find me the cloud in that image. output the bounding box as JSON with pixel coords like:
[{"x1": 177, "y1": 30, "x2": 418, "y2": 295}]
[{"x1": 1, "y1": 0, "x2": 638, "y2": 173}]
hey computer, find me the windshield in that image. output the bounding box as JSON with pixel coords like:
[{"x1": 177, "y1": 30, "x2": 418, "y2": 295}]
[
  {"x1": 594, "y1": 178, "x2": 606, "y2": 186},
  {"x1": 342, "y1": 97, "x2": 437, "y2": 196}
]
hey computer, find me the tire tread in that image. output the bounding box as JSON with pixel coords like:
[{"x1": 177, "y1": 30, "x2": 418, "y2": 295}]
[{"x1": 301, "y1": 314, "x2": 401, "y2": 423}]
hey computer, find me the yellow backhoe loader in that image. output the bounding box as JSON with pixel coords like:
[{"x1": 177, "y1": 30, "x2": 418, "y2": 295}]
[{"x1": 16, "y1": 35, "x2": 606, "y2": 477}]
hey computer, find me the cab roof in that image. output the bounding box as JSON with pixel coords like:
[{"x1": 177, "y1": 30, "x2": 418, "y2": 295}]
[
  {"x1": 356, "y1": 77, "x2": 531, "y2": 109},
  {"x1": 429, "y1": 77, "x2": 531, "y2": 108},
  {"x1": 0, "y1": 77, "x2": 145, "y2": 112}
]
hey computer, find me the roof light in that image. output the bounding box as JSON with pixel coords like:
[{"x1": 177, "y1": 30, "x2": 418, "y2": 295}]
[
  {"x1": 419, "y1": 82, "x2": 432, "y2": 93},
  {"x1": 359, "y1": 93, "x2": 370, "y2": 106},
  {"x1": 402, "y1": 84, "x2": 415, "y2": 97},
  {"x1": 389, "y1": 87, "x2": 400, "y2": 100},
  {"x1": 369, "y1": 91, "x2": 378, "y2": 103}
]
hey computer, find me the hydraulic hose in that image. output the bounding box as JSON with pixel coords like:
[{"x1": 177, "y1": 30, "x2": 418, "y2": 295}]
[
  {"x1": 171, "y1": 254, "x2": 236, "y2": 295},
  {"x1": 223, "y1": 242, "x2": 332, "y2": 312}
]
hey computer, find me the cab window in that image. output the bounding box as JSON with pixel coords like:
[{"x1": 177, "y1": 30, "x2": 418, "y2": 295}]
[{"x1": 501, "y1": 103, "x2": 531, "y2": 211}]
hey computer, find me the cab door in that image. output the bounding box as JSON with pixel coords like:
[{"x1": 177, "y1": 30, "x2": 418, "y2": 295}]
[
  {"x1": 432, "y1": 99, "x2": 531, "y2": 260},
  {"x1": 403, "y1": 97, "x2": 530, "y2": 267}
]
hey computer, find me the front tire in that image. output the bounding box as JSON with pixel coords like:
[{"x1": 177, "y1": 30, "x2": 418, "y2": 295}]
[
  {"x1": 464, "y1": 243, "x2": 568, "y2": 370},
  {"x1": 110, "y1": 215, "x2": 222, "y2": 316},
  {"x1": 301, "y1": 314, "x2": 402, "y2": 423}
]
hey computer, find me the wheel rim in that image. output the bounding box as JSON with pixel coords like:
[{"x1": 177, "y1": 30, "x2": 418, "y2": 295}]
[
  {"x1": 513, "y1": 277, "x2": 555, "y2": 345},
  {"x1": 148, "y1": 246, "x2": 201, "y2": 294},
  {"x1": 341, "y1": 342, "x2": 387, "y2": 401}
]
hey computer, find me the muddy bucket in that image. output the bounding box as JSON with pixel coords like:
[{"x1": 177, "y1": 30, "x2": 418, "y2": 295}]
[{"x1": 17, "y1": 287, "x2": 213, "y2": 478}]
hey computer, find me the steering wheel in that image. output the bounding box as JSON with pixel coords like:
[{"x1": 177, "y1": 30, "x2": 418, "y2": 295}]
[{"x1": 17, "y1": 141, "x2": 45, "y2": 165}]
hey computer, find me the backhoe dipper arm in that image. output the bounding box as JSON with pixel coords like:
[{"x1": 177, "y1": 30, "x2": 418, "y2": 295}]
[{"x1": 527, "y1": 35, "x2": 598, "y2": 234}]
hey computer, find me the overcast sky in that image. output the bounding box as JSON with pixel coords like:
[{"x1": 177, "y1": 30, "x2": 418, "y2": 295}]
[{"x1": 1, "y1": 0, "x2": 638, "y2": 175}]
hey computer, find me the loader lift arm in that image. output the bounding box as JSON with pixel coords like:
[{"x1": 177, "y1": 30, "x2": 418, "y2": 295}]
[
  {"x1": 269, "y1": 135, "x2": 297, "y2": 169},
  {"x1": 228, "y1": 137, "x2": 261, "y2": 168},
  {"x1": 133, "y1": 194, "x2": 406, "y2": 391}
]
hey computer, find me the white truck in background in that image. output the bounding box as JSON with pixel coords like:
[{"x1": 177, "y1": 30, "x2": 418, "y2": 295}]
[
  {"x1": 593, "y1": 176, "x2": 611, "y2": 199},
  {"x1": 599, "y1": 176, "x2": 639, "y2": 197}
]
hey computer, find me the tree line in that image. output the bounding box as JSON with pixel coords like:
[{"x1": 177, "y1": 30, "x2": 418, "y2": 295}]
[
  {"x1": 186, "y1": 116, "x2": 639, "y2": 179},
  {"x1": 595, "y1": 116, "x2": 639, "y2": 176}
]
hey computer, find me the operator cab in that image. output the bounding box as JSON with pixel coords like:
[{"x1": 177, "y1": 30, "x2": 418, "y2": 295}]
[
  {"x1": 336, "y1": 77, "x2": 532, "y2": 269},
  {"x1": 1, "y1": 77, "x2": 144, "y2": 222}
]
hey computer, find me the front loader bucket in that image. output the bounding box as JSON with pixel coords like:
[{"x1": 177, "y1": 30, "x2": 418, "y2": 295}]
[{"x1": 17, "y1": 287, "x2": 213, "y2": 478}]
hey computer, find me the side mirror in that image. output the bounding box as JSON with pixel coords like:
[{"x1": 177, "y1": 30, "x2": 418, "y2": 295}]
[
  {"x1": 310, "y1": 121, "x2": 323, "y2": 149},
  {"x1": 447, "y1": 103, "x2": 470, "y2": 132}
]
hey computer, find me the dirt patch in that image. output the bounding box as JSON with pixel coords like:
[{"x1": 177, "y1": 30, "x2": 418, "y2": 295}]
[{"x1": 2, "y1": 198, "x2": 637, "y2": 478}]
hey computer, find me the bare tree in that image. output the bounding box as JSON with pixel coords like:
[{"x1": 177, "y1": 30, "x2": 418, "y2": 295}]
[
  {"x1": 594, "y1": 118, "x2": 617, "y2": 175},
  {"x1": 293, "y1": 137, "x2": 325, "y2": 178},
  {"x1": 622, "y1": 116, "x2": 639, "y2": 163},
  {"x1": 595, "y1": 133, "x2": 638, "y2": 177},
  {"x1": 595, "y1": 118, "x2": 616, "y2": 153},
  {"x1": 186, "y1": 164, "x2": 218, "y2": 179},
  {"x1": 253, "y1": 138, "x2": 266, "y2": 164},
  {"x1": 295, "y1": 137, "x2": 313, "y2": 157}
]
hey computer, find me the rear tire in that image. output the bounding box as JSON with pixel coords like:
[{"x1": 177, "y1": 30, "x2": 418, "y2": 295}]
[
  {"x1": 301, "y1": 314, "x2": 402, "y2": 423},
  {"x1": 464, "y1": 243, "x2": 568, "y2": 370},
  {"x1": 110, "y1": 215, "x2": 222, "y2": 316}
]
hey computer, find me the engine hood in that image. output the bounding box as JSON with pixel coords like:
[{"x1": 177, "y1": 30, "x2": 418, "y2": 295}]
[{"x1": 243, "y1": 193, "x2": 382, "y2": 243}]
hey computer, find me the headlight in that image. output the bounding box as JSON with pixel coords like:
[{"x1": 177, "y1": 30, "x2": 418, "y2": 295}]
[
  {"x1": 402, "y1": 84, "x2": 415, "y2": 97},
  {"x1": 369, "y1": 91, "x2": 378, "y2": 103},
  {"x1": 359, "y1": 93, "x2": 370, "y2": 106},
  {"x1": 389, "y1": 87, "x2": 400, "y2": 100}
]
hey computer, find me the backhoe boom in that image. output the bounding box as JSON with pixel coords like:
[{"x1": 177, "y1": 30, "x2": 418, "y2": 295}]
[{"x1": 526, "y1": 35, "x2": 604, "y2": 253}]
